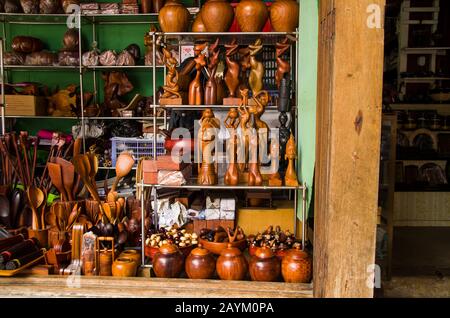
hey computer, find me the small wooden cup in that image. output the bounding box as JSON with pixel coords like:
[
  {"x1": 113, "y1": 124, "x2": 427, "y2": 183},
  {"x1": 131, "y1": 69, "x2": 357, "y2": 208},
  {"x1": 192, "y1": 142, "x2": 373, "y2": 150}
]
[{"x1": 28, "y1": 227, "x2": 50, "y2": 249}]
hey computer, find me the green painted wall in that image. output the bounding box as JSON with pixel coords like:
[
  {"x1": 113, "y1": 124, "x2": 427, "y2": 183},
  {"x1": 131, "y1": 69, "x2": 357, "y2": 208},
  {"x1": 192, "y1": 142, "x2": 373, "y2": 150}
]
[{"x1": 298, "y1": 0, "x2": 318, "y2": 219}]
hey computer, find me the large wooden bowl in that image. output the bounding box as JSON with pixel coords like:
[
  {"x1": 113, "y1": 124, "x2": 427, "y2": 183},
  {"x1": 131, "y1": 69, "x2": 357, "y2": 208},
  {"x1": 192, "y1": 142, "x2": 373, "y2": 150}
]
[{"x1": 199, "y1": 238, "x2": 247, "y2": 255}]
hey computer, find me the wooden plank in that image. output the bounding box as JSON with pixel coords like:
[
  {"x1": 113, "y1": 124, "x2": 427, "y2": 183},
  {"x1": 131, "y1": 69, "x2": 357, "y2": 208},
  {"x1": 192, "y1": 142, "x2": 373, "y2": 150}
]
[
  {"x1": 0, "y1": 276, "x2": 313, "y2": 298},
  {"x1": 314, "y1": 0, "x2": 385, "y2": 298}
]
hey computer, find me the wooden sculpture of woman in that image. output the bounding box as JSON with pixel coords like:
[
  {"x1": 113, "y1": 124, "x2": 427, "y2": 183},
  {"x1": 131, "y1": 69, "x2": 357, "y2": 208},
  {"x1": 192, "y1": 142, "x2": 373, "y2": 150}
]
[
  {"x1": 224, "y1": 39, "x2": 240, "y2": 103},
  {"x1": 238, "y1": 88, "x2": 251, "y2": 172},
  {"x1": 189, "y1": 49, "x2": 207, "y2": 105},
  {"x1": 268, "y1": 138, "x2": 282, "y2": 186},
  {"x1": 251, "y1": 90, "x2": 270, "y2": 163},
  {"x1": 205, "y1": 38, "x2": 220, "y2": 105},
  {"x1": 198, "y1": 108, "x2": 220, "y2": 185},
  {"x1": 224, "y1": 107, "x2": 240, "y2": 186},
  {"x1": 248, "y1": 38, "x2": 264, "y2": 95},
  {"x1": 275, "y1": 38, "x2": 291, "y2": 89},
  {"x1": 284, "y1": 133, "x2": 299, "y2": 187},
  {"x1": 247, "y1": 113, "x2": 263, "y2": 187},
  {"x1": 161, "y1": 47, "x2": 182, "y2": 100},
  {"x1": 237, "y1": 47, "x2": 250, "y2": 98}
]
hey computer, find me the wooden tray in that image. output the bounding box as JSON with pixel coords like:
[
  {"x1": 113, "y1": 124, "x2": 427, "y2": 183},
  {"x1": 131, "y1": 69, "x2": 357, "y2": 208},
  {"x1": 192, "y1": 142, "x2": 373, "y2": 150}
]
[{"x1": 0, "y1": 253, "x2": 46, "y2": 277}]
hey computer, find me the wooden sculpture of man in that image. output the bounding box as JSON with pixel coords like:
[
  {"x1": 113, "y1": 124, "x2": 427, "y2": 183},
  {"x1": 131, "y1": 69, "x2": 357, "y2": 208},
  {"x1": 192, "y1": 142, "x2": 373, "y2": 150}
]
[
  {"x1": 248, "y1": 38, "x2": 264, "y2": 95},
  {"x1": 284, "y1": 133, "x2": 299, "y2": 187},
  {"x1": 198, "y1": 108, "x2": 220, "y2": 185},
  {"x1": 224, "y1": 107, "x2": 240, "y2": 186}
]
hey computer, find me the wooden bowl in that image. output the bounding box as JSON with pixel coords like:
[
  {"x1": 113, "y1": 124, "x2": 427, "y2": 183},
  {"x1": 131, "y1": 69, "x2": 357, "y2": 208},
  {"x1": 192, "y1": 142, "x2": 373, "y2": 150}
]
[
  {"x1": 145, "y1": 244, "x2": 194, "y2": 260},
  {"x1": 199, "y1": 238, "x2": 247, "y2": 255}
]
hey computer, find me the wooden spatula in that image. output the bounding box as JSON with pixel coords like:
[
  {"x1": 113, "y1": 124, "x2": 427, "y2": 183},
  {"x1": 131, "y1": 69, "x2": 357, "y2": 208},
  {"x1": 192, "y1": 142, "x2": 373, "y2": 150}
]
[
  {"x1": 48, "y1": 162, "x2": 68, "y2": 201},
  {"x1": 55, "y1": 158, "x2": 75, "y2": 201}
]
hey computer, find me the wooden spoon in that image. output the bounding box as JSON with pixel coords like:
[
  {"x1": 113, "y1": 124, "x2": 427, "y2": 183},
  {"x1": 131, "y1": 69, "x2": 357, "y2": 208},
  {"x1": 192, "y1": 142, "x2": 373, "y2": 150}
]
[
  {"x1": 55, "y1": 158, "x2": 75, "y2": 201},
  {"x1": 27, "y1": 186, "x2": 44, "y2": 230},
  {"x1": 48, "y1": 162, "x2": 68, "y2": 201},
  {"x1": 111, "y1": 152, "x2": 135, "y2": 192},
  {"x1": 87, "y1": 153, "x2": 98, "y2": 192},
  {"x1": 66, "y1": 204, "x2": 81, "y2": 231},
  {"x1": 102, "y1": 203, "x2": 112, "y2": 224}
]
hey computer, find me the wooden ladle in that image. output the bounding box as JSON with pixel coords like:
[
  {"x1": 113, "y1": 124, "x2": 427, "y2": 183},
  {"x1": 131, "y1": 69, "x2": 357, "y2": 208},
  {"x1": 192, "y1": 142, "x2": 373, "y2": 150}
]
[
  {"x1": 54, "y1": 158, "x2": 75, "y2": 201},
  {"x1": 27, "y1": 186, "x2": 45, "y2": 230},
  {"x1": 111, "y1": 152, "x2": 135, "y2": 193},
  {"x1": 48, "y1": 162, "x2": 68, "y2": 201}
]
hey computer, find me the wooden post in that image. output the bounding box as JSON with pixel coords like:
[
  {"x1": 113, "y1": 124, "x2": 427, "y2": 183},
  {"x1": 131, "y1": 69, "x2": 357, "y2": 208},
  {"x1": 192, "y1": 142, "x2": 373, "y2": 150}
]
[{"x1": 314, "y1": 0, "x2": 385, "y2": 298}]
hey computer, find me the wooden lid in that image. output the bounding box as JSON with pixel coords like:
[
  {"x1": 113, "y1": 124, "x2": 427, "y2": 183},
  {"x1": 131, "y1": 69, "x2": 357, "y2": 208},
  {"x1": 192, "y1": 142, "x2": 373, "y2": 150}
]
[
  {"x1": 254, "y1": 246, "x2": 275, "y2": 259},
  {"x1": 285, "y1": 246, "x2": 309, "y2": 260},
  {"x1": 220, "y1": 243, "x2": 242, "y2": 257},
  {"x1": 190, "y1": 244, "x2": 210, "y2": 257},
  {"x1": 159, "y1": 244, "x2": 179, "y2": 254}
]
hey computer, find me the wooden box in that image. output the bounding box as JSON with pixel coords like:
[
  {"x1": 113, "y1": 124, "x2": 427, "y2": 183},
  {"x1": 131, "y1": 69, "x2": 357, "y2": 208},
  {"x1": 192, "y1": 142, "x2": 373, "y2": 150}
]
[{"x1": 5, "y1": 95, "x2": 47, "y2": 116}]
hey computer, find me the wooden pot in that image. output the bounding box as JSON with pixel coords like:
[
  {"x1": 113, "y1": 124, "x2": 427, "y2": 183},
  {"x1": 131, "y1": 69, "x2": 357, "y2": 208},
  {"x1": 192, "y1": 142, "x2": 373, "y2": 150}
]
[
  {"x1": 281, "y1": 246, "x2": 312, "y2": 283},
  {"x1": 99, "y1": 250, "x2": 113, "y2": 276},
  {"x1": 249, "y1": 246, "x2": 281, "y2": 282},
  {"x1": 185, "y1": 244, "x2": 216, "y2": 279},
  {"x1": 112, "y1": 258, "x2": 138, "y2": 277},
  {"x1": 216, "y1": 243, "x2": 248, "y2": 280},
  {"x1": 152, "y1": 244, "x2": 184, "y2": 278},
  {"x1": 235, "y1": 0, "x2": 268, "y2": 32},
  {"x1": 269, "y1": 0, "x2": 299, "y2": 32},
  {"x1": 158, "y1": 0, "x2": 190, "y2": 32},
  {"x1": 119, "y1": 249, "x2": 141, "y2": 265},
  {"x1": 201, "y1": 0, "x2": 234, "y2": 32}
]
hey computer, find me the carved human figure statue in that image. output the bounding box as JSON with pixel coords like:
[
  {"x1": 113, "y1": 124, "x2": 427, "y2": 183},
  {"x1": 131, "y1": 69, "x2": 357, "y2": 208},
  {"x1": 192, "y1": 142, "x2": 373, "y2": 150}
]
[
  {"x1": 224, "y1": 39, "x2": 240, "y2": 98},
  {"x1": 284, "y1": 133, "x2": 299, "y2": 187},
  {"x1": 248, "y1": 38, "x2": 264, "y2": 95},
  {"x1": 224, "y1": 107, "x2": 240, "y2": 186},
  {"x1": 205, "y1": 38, "x2": 220, "y2": 105},
  {"x1": 189, "y1": 50, "x2": 207, "y2": 105},
  {"x1": 198, "y1": 108, "x2": 220, "y2": 185},
  {"x1": 275, "y1": 38, "x2": 291, "y2": 89},
  {"x1": 161, "y1": 47, "x2": 182, "y2": 99},
  {"x1": 238, "y1": 88, "x2": 251, "y2": 172}
]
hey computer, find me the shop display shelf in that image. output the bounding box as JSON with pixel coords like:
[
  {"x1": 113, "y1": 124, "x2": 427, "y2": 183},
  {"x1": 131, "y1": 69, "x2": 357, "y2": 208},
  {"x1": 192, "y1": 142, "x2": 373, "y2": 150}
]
[
  {"x1": 85, "y1": 65, "x2": 165, "y2": 71},
  {"x1": 3, "y1": 65, "x2": 79, "y2": 71},
  {"x1": 158, "y1": 104, "x2": 296, "y2": 112},
  {"x1": 138, "y1": 181, "x2": 305, "y2": 190}
]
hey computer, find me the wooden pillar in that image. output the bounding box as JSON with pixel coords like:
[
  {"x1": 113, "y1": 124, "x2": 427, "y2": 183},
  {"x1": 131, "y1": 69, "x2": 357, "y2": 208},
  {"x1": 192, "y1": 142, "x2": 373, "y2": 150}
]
[{"x1": 314, "y1": 0, "x2": 385, "y2": 298}]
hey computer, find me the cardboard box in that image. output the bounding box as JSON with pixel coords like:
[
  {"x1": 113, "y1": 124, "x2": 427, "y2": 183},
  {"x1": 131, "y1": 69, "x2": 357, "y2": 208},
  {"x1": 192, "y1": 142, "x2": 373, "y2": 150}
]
[
  {"x1": 5, "y1": 95, "x2": 47, "y2": 116},
  {"x1": 142, "y1": 160, "x2": 158, "y2": 184}
]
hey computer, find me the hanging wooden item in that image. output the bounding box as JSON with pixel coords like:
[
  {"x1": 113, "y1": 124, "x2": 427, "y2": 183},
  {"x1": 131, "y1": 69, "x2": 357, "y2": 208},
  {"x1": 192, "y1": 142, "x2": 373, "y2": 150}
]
[
  {"x1": 224, "y1": 107, "x2": 240, "y2": 186},
  {"x1": 223, "y1": 39, "x2": 241, "y2": 106},
  {"x1": 204, "y1": 38, "x2": 220, "y2": 105},
  {"x1": 248, "y1": 39, "x2": 264, "y2": 95},
  {"x1": 275, "y1": 38, "x2": 291, "y2": 89},
  {"x1": 198, "y1": 108, "x2": 220, "y2": 185},
  {"x1": 284, "y1": 133, "x2": 299, "y2": 187}
]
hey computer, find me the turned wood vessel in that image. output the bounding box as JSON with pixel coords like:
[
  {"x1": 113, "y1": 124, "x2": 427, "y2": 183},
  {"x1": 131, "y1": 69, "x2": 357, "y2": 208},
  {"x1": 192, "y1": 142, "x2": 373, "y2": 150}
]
[
  {"x1": 201, "y1": 0, "x2": 234, "y2": 32},
  {"x1": 185, "y1": 244, "x2": 216, "y2": 279},
  {"x1": 152, "y1": 244, "x2": 184, "y2": 278},
  {"x1": 192, "y1": 14, "x2": 207, "y2": 32},
  {"x1": 281, "y1": 246, "x2": 312, "y2": 283},
  {"x1": 112, "y1": 258, "x2": 138, "y2": 277},
  {"x1": 236, "y1": 0, "x2": 268, "y2": 32},
  {"x1": 249, "y1": 246, "x2": 281, "y2": 282},
  {"x1": 270, "y1": 0, "x2": 299, "y2": 32},
  {"x1": 216, "y1": 243, "x2": 248, "y2": 280},
  {"x1": 119, "y1": 249, "x2": 141, "y2": 265},
  {"x1": 158, "y1": 0, "x2": 190, "y2": 32}
]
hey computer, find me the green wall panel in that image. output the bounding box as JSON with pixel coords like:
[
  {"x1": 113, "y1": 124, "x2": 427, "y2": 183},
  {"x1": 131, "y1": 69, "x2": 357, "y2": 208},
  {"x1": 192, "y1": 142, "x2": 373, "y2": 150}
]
[{"x1": 298, "y1": 0, "x2": 318, "y2": 219}]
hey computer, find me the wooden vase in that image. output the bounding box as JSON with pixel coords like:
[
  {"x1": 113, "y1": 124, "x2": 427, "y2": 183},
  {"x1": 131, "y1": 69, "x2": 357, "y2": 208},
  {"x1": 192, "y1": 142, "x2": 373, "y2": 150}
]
[
  {"x1": 112, "y1": 258, "x2": 138, "y2": 277},
  {"x1": 192, "y1": 14, "x2": 207, "y2": 32},
  {"x1": 119, "y1": 249, "x2": 142, "y2": 265},
  {"x1": 185, "y1": 244, "x2": 216, "y2": 279},
  {"x1": 216, "y1": 243, "x2": 248, "y2": 280},
  {"x1": 152, "y1": 244, "x2": 184, "y2": 278},
  {"x1": 201, "y1": 0, "x2": 234, "y2": 32},
  {"x1": 236, "y1": 0, "x2": 269, "y2": 32},
  {"x1": 281, "y1": 247, "x2": 312, "y2": 283},
  {"x1": 249, "y1": 246, "x2": 281, "y2": 282},
  {"x1": 270, "y1": 0, "x2": 299, "y2": 32},
  {"x1": 158, "y1": 0, "x2": 190, "y2": 32}
]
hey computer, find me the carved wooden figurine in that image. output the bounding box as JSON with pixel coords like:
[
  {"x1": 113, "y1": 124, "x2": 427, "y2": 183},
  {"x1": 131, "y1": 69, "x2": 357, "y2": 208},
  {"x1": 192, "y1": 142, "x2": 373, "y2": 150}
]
[
  {"x1": 268, "y1": 138, "x2": 282, "y2": 186},
  {"x1": 248, "y1": 38, "x2": 264, "y2": 95},
  {"x1": 238, "y1": 88, "x2": 251, "y2": 172},
  {"x1": 198, "y1": 108, "x2": 220, "y2": 185},
  {"x1": 275, "y1": 38, "x2": 291, "y2": 89},
  {"x1": 247, "y1": 112, "x2": 263, "y2": 187},
  {"x1": 205, "y1": 38, "x2": 220, "y2": 105},
  {"x1": 224, "y1": 107, "x2": 240, "y2": 186},
  {"x1": 284, "y1": 133, "x2": 299, "y2": 187},
  {"x1": 223, "y1": 39, "x2": 241, "y2": 106},
  {"x1": 189, "y1": 49, "x2": 207, "y2": 105},
  {"x1": 160, "y1": 47, "x2": 182, "y2": 105},
  {"x1": 237, "y1": 47, "x2": 250, "y2": 98},
  {"x1": 250, "y1": 90, "x2": 270, "y2": 163}
]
